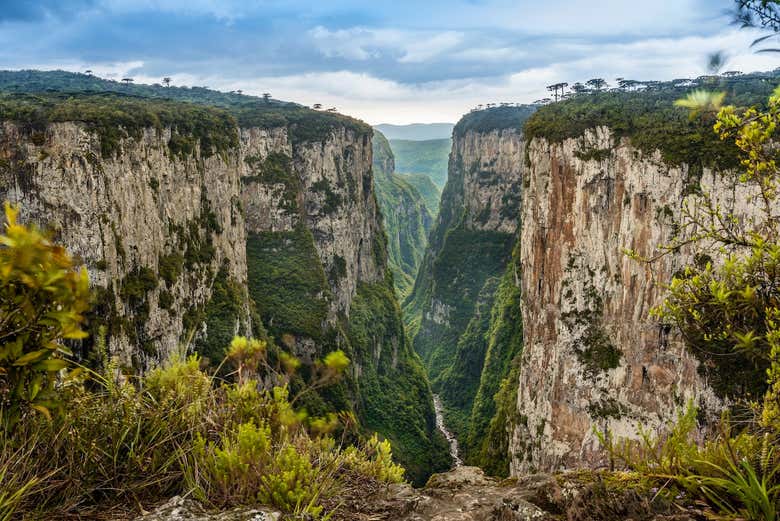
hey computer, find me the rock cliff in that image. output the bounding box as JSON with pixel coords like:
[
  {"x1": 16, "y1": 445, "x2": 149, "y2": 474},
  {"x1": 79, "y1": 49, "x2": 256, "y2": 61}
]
[
  {"x1": 510, "y1": 128, "x2": 726, "y2": 474},
  {"x1": 0, "y1": 119, "x2": 251, "y2": 368}
]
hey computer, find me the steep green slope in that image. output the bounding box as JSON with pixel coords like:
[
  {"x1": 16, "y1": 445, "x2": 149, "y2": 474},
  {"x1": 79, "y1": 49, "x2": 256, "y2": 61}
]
[
  {"x1": 398, "y1": 173, "x2": 440, "y2": 216},
  {"x1": 405, "y1": 106, "x2": 534, "y2": 469},
  {"x1": 389, "y1": 138, "x2": 451, "y2": 188},
  {"x1": 372, "y1": 130, "x2": 435, "y2": 300}
]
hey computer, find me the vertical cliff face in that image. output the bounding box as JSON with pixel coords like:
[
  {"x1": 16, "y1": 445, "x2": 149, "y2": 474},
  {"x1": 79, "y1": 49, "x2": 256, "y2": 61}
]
[
  {"x1": 511, "y1": 128, "x2": 722, "y2": 474},
  {"x1": 406, "y1": 107, "x2": 535, "y2": 464},
  {"x1": 0, "y1": 120, "x2": 251, "y2": 368},
  {"x1": 371, "y1": 130, "x2": 434, "y2": 299},
  {"x1": 242, "y1": 125, "x2": 383, "y2": 331}
]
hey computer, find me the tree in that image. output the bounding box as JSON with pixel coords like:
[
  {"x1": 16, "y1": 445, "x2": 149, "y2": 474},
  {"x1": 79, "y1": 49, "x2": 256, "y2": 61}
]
[
  {"x1": 236, "y1": 89, "x2": 243, "y2": 95},
  {"x1": 263, "y1": 93, "x2": 271, "y2": 103},
  {"x1": 0, "y1": 203, "x2": 91, "y2": 428},
  {"x1": 546, "y1": 83, "x2": 568, "y2": 102},
  {"x1": 84, "y1": 69, "x2": 93, "y2": 75},
  {"x1": 162, "y1": 77, "x2": 171, "y2": 87},
  {"x1": 735, "y1": 0, "x2": 780, "y2": 52},
  {"x1": 618, "y1": 79, "x2": 642, "y2": 91},
  {"x1": 312, "y1": 103, "x2": 322, "y2": 110},
  {"x1": 586, "y1": 78, "x2": 607, "y2": 91},
  {"x1": 121, "y1": 77, "x2": 133, "y2": 85},
  {"x1": 571, "y1": 82, "x2": 589, "y2": 94}
]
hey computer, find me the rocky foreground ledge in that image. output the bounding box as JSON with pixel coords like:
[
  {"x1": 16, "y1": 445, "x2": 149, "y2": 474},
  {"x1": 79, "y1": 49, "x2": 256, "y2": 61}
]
[{"x1": 133, "y1": 466, "x2": 702, "y2": 521}]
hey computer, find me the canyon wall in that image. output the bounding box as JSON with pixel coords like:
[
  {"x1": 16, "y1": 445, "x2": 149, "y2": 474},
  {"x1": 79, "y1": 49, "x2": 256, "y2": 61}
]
[
  {"x1": 406, "y1": 106, "x2": 535, "y2": 469},
  {"x1": 0, "y1": 120, "x2": 251, "y2": 368},
  {"x1": 510, "y1": 128, "x2": 725, "y2": 474}
]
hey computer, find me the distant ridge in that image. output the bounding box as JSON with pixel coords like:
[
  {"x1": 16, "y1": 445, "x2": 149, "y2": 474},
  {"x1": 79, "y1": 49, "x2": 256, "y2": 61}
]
[{"x1": 374, "y1": 122, "x2": 454, "y2": 141}]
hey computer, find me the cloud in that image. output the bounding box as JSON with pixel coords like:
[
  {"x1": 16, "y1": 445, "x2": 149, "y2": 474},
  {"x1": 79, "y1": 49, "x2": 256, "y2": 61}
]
[{"x1": 0, "y1": 0, "x2": 777, "y2": 123}]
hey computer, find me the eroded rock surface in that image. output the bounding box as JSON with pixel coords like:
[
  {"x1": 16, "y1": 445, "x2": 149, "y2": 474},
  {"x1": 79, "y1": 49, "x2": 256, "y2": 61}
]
[{"x1": 134, "y1": 496, "x2": 280, "y2": 521}]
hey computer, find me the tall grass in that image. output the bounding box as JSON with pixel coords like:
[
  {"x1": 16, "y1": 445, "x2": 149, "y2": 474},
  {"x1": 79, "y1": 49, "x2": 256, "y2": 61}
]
[
  {"x1": 597, "y1": 405, "x2": 780, "y2": 520},
  {"x1": 0, "y1": 341, "x2": 404, "y2": 519}
]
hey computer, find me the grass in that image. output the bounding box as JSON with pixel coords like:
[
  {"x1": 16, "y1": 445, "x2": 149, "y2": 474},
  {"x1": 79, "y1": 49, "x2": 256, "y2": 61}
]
[{"x1": 0, "y1": 347, "x2": 405, "y2": 519}]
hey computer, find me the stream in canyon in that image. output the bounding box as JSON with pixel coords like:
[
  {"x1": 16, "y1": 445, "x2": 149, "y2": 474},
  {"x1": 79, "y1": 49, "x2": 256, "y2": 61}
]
[{"x1": 432, "y1": 394, "x2": 462, "y2": 467}]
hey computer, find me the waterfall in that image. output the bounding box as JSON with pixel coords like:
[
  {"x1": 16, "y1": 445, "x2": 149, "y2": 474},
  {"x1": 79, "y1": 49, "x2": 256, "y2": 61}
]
[{"x1": 432, "y1": 394, "x2": 462, "y2": 467}]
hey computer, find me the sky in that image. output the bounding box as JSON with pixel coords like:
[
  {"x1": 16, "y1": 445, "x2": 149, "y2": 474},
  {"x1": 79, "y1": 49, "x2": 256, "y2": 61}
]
[{"x1": 1, "y1": 0, "x2": 779, "y2": 124}]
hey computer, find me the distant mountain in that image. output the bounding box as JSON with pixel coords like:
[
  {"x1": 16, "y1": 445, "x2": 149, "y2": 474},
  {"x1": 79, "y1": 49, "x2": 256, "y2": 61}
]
[
  {"x1": 389, "y1": 138, "x2": 451, "y2": 188},
  {"x1": 374, "y1": 123, "x2": 454, "y2": 141}
]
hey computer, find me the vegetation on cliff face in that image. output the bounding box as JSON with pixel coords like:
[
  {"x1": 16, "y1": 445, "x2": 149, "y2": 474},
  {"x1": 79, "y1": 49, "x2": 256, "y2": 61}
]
[
  {"x1": 372, "y1": 130, "x2": 434, "y2": 300},
  {"x1": 388, "y1": 137, "x2": 451, "y2": 189},
  {"x1": 464, "y1": 245, "x2": 523, "y2": 475},
  {"x1": 400, "y1": 172, "x2": 441, "y2": 216},
  {"x1": 347, "y1": 281, "x2": 452, "y2": 483}
]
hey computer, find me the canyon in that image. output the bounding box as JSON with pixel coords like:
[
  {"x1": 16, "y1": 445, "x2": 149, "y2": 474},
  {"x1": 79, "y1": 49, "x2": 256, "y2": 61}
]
[{"x1": 1, "y1": 69, "x2": 774, "y2": 497}]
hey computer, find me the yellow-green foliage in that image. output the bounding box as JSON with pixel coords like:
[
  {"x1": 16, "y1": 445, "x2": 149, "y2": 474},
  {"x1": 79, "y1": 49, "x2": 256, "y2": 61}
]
[
  {"x1": 1, "y1": 348, "x2": 404, "y2": 518},
  {"x1": 341, "y1": 434, "x2": 405, "y2": 483},
  {"x1": 0, "y1": 203, "x2": 91, "y2": 427},
  {"x1": 597, "y1": 405, "x2": 780, "y2": 521},
  {"x1": 612, "y1": 85, "x2": 780, "y2": 520}
]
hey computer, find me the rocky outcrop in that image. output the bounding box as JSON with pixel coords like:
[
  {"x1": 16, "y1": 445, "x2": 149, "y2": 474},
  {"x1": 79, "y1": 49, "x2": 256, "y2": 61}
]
[
  {"x1": 133, "y1": 497, "x2": 281, "y2": 521},
  {"x1": 355, "y1": 466, "x2": 699, "y2": 521},
  {"x1": 134, "y1": 466, "x2": 696, "y2": 521},
  {"x1": 511, "y1": 128, "x2": 724, "y2": 474}
]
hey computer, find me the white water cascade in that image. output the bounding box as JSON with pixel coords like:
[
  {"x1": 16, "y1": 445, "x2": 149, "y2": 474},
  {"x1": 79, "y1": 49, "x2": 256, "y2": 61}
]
[{"x1": 432, "y1": 394, "x2": 462, "y2": 467}]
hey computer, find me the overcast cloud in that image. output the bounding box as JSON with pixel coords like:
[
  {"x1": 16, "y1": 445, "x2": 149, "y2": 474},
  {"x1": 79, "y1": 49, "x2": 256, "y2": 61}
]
[{"x1": 2, "y1": 0, "x2": 779, "y2": 123}]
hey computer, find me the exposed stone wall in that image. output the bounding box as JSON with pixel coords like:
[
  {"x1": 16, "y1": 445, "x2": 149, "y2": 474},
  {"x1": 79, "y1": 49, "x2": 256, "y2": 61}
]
[
  {"x1": 0, "y1": 120, "x2": 385, "y2": 364},
  {"x1": 0, "y1": 121, "x2": 248, "y2": 367},
  {"x1": 511, "y1": 127, "x2": 725, "y2": 474}
]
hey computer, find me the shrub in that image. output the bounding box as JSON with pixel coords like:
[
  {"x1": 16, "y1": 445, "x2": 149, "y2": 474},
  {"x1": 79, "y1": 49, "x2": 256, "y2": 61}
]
[{"x1": 0, "y1": 203, "x2": 91, "y2": 427}]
